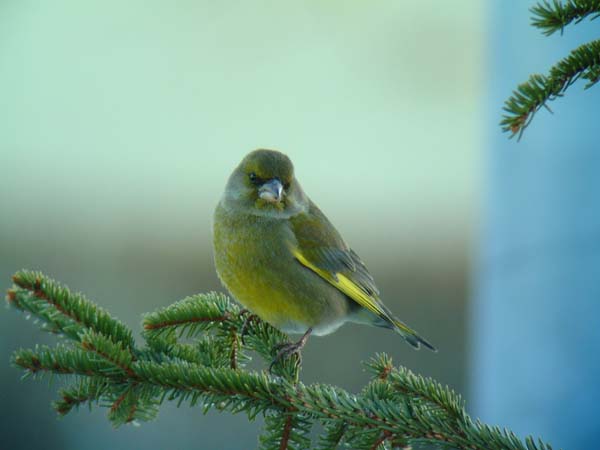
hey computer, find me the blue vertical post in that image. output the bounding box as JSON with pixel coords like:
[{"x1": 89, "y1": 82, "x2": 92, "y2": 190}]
[{"x1": 473, "y1": 3, "x2": 600, "y2": 450}]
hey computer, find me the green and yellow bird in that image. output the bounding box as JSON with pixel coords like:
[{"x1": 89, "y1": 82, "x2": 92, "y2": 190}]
[{"x1": 213, "y1": 149, "x2": 435, "y2": 360}]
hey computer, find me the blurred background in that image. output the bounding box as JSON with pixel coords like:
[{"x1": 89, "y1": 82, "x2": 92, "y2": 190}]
[{"x1": 0, "y1": 1, "x2": 597, "y2": 449}]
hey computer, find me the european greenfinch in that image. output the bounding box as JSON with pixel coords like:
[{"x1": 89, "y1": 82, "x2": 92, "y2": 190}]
[{"x1": 213, "y1": 149, "x2": 435, "y2": 360}]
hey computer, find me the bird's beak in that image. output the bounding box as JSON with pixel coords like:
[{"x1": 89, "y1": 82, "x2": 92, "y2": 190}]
[{"x1": 258, "y1": 178, "x2": 284, "y2": 203}]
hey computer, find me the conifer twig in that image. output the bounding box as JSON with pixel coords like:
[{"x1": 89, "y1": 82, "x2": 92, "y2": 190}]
[
  {"x1": 501, "y1": 1, "x2": 600, "y2": 138},
  {"x1": 6, "y1": 270, "x2": 556, "y2": 449},
  {"x1": 501, "y1": 39, "x2": 600, "y2": 138},
  {"x1": 531, "y1": 0, "x2": 600, "y2": 35}
]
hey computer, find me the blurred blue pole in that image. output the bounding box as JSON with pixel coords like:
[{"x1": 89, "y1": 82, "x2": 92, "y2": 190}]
[{"x1": 473, "y1": 3, "x2": 600, "y2": 450}]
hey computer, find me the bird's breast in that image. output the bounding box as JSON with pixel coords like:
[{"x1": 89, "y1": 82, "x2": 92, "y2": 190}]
[{"x1": 212, "y1": 204, "x2": 349, "y2": 333}]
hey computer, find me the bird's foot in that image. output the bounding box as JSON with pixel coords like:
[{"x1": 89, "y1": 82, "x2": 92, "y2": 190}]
[
  {"x1": 269, "y1": 328, "x2": 312, "y2": 373},
  {"x1": 238, "y1": 309, "x2": 258, "y2": 345}
]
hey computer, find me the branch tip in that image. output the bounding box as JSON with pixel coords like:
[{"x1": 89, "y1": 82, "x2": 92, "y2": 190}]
[
  {"x1": 16, "y1": 355, "x2": 42, "y2": 372},
  {"x1": 378, "y1": 364, "x2": 393, "y2": 381},
  {"x1": 110, "y1": 390, "x2": 128, "y2": 414},
  {"x1": 6, "y1": 289, "x2": 17, "y2": 303},
  {"x1": 12, "y1": 273, "x2": 25, "y2": 287}
]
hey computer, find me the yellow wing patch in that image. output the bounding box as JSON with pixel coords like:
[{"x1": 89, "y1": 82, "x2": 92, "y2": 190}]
[{"x1": 293, "y1": 249, "x2": 387, "y2": 318}]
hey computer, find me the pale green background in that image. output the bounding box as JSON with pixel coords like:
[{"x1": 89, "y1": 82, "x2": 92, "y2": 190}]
[{"x1": 0, "y1": 1, "x2": 482, "y2": 449}]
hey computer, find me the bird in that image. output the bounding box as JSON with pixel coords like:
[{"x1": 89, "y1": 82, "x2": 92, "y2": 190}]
[{"x1": 212, "y1": 149, "x2": 436, "y2": 365}]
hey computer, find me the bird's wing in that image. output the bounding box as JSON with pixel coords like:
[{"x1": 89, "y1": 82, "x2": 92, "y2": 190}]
[
  {"x1": 288, "y1": 202, "x2": 391, "y2": 321},
  {"x1": 289, "y1": 201, "x2": 436, "y2": 351}
]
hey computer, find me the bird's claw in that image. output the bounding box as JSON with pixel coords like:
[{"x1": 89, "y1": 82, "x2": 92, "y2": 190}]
[
  {"x1": 269, "y1": 341, "x2": 303, "y2": 373},
  {"x1": 238, "y1": 309, "x2": 258, "y2": 345},
  {"x1": 268, "y1": 328, "x2": 312, "y2": 374}
]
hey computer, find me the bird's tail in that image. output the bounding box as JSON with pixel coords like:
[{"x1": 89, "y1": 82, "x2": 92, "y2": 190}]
[
  {"x1": 350, "y1": 307, "x2": 437, "y2": 351},
  {"x1": 391, "y1": 317, "x2": 437, "y2": 352}
]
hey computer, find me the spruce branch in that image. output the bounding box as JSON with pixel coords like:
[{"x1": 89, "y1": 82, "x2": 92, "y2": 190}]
[
  {"x1": 502, "y1": 39, "x2": 600, "y2": 137},
  {"x1": 502, "y1": 1, "x2": 600, "y2": 138},
  {"x1": 531, "y1": 0, "x2": 600, "y2": 35},
  {"x1": 5, "y1": 271, "x2": 557, "y2": 449},
  {"x1": 9, "y1": 270, "x2": 134, "y2": 347}
]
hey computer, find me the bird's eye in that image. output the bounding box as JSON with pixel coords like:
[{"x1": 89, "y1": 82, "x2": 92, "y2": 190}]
[
  {"x1": 248, "y1": 172, "x2": 261, "y2": 185},
  {"x1": 283, "y1": 182, "x2": 291, "y2": 190}
]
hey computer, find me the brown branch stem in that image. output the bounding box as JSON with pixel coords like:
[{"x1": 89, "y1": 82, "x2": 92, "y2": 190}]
[
  {"x1": 143, "y1": 314, "x2": 230, "y2": 330},
  {"x1": 279, "y1": 414, "x2": 293, "y2": 450}
]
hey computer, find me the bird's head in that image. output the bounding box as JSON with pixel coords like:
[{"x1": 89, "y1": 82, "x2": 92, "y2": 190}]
[{"x1": 221, "y1": 149, "x2": 308, "y2": 217}]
